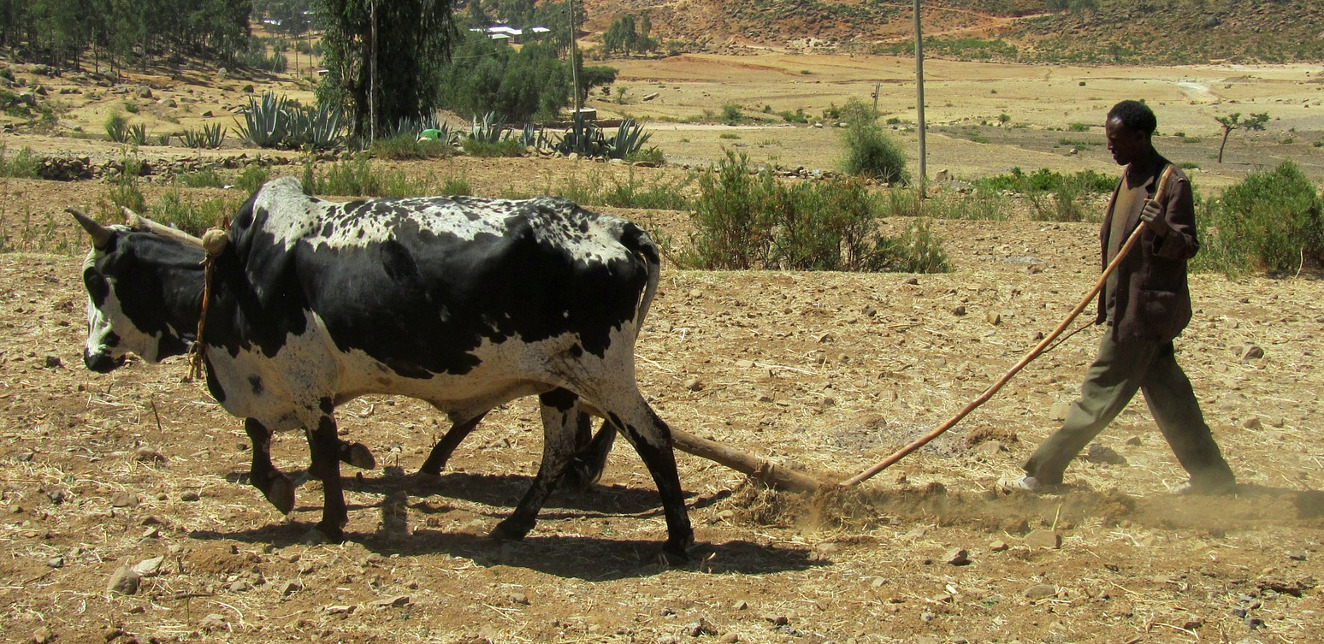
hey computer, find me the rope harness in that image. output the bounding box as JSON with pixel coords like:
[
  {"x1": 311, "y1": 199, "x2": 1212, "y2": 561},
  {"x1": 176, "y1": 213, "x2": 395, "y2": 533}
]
[{"x1": 186, "y1": 227, "x2": 230, "y2": 383}]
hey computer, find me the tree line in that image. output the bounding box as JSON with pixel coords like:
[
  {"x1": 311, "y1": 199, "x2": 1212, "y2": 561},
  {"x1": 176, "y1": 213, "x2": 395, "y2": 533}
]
[{"x1": 0, "y1": 0, "x2": 254, "y2": 74}]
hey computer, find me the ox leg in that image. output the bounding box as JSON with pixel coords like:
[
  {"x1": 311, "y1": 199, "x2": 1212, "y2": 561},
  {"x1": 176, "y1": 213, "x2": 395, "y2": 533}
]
[
  {"x1": 306, "y1": 400, "x2": 349, "y2": 542},
  {"x1": 419, "y1": 413, "x2": 487, "y2": 476},
  {"x1": 491, "y1": 389, "x2": 582, "y2": 541},
  {"x1": 244, "y1": 418, "x2": 295, "y2": 515},
  {"x1": 604, "y1": 396, "x2": 694, "y2": 563},
  {"x1": 563, "y1": 417, "x2": 616, "y2": 491}
]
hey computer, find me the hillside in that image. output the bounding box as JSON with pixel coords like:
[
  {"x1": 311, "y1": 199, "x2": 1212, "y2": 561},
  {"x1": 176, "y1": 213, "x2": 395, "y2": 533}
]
[{"x1": 578, "y1": 0, "x2": 1324, "y2": 63}]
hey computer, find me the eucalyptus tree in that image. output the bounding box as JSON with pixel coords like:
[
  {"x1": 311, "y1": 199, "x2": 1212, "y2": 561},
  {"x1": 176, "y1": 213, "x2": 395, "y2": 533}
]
[{"x1": 316, "y1": 0, "x2": 458, "y2": 139}]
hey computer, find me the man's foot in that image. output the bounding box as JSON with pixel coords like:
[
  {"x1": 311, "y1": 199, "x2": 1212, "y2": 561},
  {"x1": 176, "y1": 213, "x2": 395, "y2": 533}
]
[
  {"x1": 998, "y1": 474, "x2": 1058, "y2": 493},
  {"x1": 1171, "y1": 477, "x2": 1237, "y2": 496}
]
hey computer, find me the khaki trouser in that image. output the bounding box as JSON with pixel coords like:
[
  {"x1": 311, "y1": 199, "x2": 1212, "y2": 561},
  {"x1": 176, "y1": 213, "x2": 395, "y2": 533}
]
[{"x1": 1024, "y1": 329, "x2": 1235, "y2": 486}]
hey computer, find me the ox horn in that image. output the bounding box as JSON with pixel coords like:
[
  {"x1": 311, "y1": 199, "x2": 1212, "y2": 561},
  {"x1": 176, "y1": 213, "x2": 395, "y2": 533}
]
[
  {"x1": 122, "y1": 207, "x2": 206, "y2": 248},
  {"x1": 67, "y1": 207, "x2": 113, "y2": 249}
]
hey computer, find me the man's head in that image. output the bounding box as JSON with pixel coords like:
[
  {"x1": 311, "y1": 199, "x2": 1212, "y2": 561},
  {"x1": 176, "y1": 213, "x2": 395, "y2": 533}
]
[{"x1": 1105, "y1": 100, "x2": 1157, "y2": 166}]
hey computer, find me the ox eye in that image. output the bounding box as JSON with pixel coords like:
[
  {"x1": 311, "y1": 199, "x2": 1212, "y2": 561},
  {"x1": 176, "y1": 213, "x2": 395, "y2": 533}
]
[{"x1": 84, "y1": 268, "x2": 110, "y2": 302}]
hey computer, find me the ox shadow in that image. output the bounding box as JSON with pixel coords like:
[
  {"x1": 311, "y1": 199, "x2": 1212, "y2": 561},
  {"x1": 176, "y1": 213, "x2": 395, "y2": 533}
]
[{"x1": 206, "y1": 469, "x2": 822, "y2": 578}]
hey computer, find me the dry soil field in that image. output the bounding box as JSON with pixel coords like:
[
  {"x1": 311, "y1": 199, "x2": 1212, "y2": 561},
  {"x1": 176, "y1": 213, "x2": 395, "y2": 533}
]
[{"x1": 1, "y1": 53, "x2": 1323, "y2": 644}]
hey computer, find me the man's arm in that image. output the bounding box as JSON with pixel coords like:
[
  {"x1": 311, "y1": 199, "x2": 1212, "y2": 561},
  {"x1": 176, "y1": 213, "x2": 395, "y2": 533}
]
[{"x1": 1141, "y1": 174, "x2": 1199, "y2": 260}]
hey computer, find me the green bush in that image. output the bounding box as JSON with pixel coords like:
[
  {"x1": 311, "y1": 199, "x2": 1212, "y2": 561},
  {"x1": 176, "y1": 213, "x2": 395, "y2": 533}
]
[
  {"x1": 105, "y1": 112, "x2": 130, "y2": 143},
  {"x1": 306, "y1": 155, "x2": 432, "y2": 197},
  {"x1": 371, "y1": 133, "x2": 454, "y2": 160},
  {"x1": 179, "y1": 168, "x2": 225, "y2": 188},
  {"x1": 151, "y1": 190, "x2": 238, "y2": 237},
  {"x1": 1195, "y1": 161, "x2": 1323, "y2": 276},
  {"x1": 461, "y1": 138, "x2": 526, "y2": 157},
  {"x1": 235, "y1": 165, "x2": 271, "y2": 194},
  {"x1": 0, "y1": 146, "x2": 41, "y2": 178},
  {"x1": 682, "y1": 151, "x2": 947, "y2": 273},
  {"x1": 838, "y1": 99, "x2": 908, "y2": 184},
  {"x1": 973, "y1": 167, "x2": 1114, "y2": 222}
]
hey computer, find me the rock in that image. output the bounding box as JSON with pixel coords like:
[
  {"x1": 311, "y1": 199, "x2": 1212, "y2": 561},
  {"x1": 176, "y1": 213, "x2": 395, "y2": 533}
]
[
  {"x1": 944, "y1": 548, "x2": 970, "y2": 565},
  {"x1": 280, "y1": 580, "x2": 303, "y2": 596},
  {"x1": 1049, "y1": 401, "x2": 1072, "y2": 421},
  {"x1": 136, "y1": 86, "x2": 152, "y2": 99},
  {"x1": 110, "y1": 492, "x2": 139, "y2": 508},
  {"x1": 1241, "y1": 344, "x2": 1264, "y2": 361},
  {"x1": 1025, "y1": 529, "x2": 1062, "y2": 549},
  {"x1": 47, "y1": 556, "x2": 64, "y2": 568},
  {"x1": 1024, "y1": 583, "x2": 1057, "y2": 600},
  {"x1": 372, "y1": 595, "x2": 411, "y2": 608},
  {"x1": 32, "y1": 626, "x2": 54, "y2": 644},
  {"x1": 684, "y1": 377, "x2": 704, "y2": 392},
  {"x1": 986, "y1": 311, "x2": 1001, "y2": 325},
  {"x1": 508, "y1": 592, "x2": 530, "y2": 605},
  {"x1": 1125, "y1": 435, "x2": 1143, "y2": 446},
  {"x1": 133, "y1": 447, "x2": 166, "y2": 464},
  {"x1": 43, "y1": 353, "x2": 62, "y2": 368},
  {"x1": 181, "y1": 491, "x2": 201, "y2": 502},
  {"x1": 133, "y1": 556, "x2": 164, "y2": 577},
  {"x1": 684, "y1": 618, "x2": 716, "y2": 637},
  {"x1": 1084, "y1": 443, "x2": 1127, "y2": 465},
  {"x1": 989, "y1": 540, "x2": 1009, "y2": 552},
  {"x1": 228, "y1": 579, "x2": 252, "y2": 593},
  {"x1": 107, "y1": 564, "x2": 141, "y2": 595},
  {"x1": 1242, "y1": 417, "x2": 1262, "y2": 430},
  {"x1": 977, "y1": 440, "x2": 1005, "y2": 456},
  {"x1": 199, "y1": 613, "x2": 228, "y2": 632},
  {"x1": 951, "y1": 305, "x2": 967, "y2": 316}
]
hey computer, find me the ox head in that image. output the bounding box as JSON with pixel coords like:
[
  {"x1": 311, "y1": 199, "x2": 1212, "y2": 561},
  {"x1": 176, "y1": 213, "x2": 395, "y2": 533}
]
[{"x1": 71, "y1": 209, "x2": 221, "y2": 373}]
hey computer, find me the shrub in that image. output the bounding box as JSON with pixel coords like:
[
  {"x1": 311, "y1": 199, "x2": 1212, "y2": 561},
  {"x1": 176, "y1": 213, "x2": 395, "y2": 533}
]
[
  {"x1": 105, "y1": 112, "x2": 130, "y2": 143},
  {"x1": 0, "y1": 146, "x2": 41, "y2": 178},
  {"x1": 235, "y1": 165, "x2": 271, "y2": 194},
  {"x1": 1195, "y1": 161, "x2": 1323, "y2": 276},
  {"x1": 151, "y1": 190, "x2": 238, "y2": 237},
  {"x1": 461, "y1": 138, "x2": 526, "y2": 157},
  {"x1": 682, "y1": 151, "x2": 947, "y2": 273},
  {"x1": 179, "y1": 168, "x2": 225, "y2": 188},
  {"x1": 838, "y1": 98, "x2": 908, "y2": 184},
  {"x1": 721, "y1": 104, "x2": 743, "y2": 125},
  {"x1": 372, "y1": 134, "x2": 453, "y2": 160}
]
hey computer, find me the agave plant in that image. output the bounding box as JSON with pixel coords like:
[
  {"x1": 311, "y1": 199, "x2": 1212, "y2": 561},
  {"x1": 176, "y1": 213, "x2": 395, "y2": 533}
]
[
  {"x1": 469, "y1": 112, "x2": 507, "y2": 144},
  {"x1": 606, "y1": 118, "x2": 652, "y2": 159},
  {"x1": 552, "y1": 112, "x2": 609, "y2": 158},
  {"x1": 520, "y1": 122, "x2": 550, "y2": 150},
  {"x1": 126, "y1": 124, "x2": 148, "y2": 146},
  {"x1": 235, "y1": 91, "x2": 291, "y2": 148},
  {"x1": 288, "y1": 102, "x2": 344, "y2": 150},
  {"x1": 182, "y1": 122, "x2": 227, "y2": 149}
]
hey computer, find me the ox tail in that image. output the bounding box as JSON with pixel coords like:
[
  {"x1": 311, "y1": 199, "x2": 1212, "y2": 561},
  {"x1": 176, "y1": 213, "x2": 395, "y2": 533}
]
[{"x1": 621, "y1": 222, "x2": 661, "y2": 335}]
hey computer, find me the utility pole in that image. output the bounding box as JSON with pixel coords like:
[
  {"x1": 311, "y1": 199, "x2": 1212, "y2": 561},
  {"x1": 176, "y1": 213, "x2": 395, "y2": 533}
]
[
  {"x1": 913, "y1": 0, "x2": 927, "y2": 190},
  {"x1": 369, "y1": 0, "x2": 377, "y2": 143},
  {"x1": 569, "y1": 0, "x2": 581, "y2": 113}
]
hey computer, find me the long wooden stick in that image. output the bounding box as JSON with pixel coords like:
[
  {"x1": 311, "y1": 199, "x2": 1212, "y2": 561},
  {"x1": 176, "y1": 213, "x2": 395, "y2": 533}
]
[
  {"x1": 839, "y1": 164, "x2": 1180, "y2": 487},
  {"x1": 840, "y1": 163, "x2": 1181, "y2": 487},
  {"x1": 669, "y1": 428, "x2": 824, "y2": 493},
  {"x1": 837, "y1": 219, "x2": 1151, "y2": 487}
]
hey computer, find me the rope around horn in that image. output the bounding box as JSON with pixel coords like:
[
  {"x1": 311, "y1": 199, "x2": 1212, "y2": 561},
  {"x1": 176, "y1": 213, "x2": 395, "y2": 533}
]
[{"x1": 186, "y1": 228, "x2": 231, "y2": 383}]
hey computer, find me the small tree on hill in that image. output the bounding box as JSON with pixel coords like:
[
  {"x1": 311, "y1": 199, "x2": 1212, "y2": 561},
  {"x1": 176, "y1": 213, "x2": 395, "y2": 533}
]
[{"x1": 1216, "y1": 112, "x2": 1270, "y2": 163}]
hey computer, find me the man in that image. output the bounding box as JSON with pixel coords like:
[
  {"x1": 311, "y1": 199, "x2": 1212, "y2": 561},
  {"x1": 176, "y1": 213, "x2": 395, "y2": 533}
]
[{"x1": 1003, "y1": 100, "x2": 1236, "y2": 495}]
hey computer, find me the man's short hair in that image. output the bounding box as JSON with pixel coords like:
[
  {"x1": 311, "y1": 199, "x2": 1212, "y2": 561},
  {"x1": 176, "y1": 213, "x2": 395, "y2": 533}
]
[{"x1": 1108, "y1": 100, "x2": 1157, "y2": 137}]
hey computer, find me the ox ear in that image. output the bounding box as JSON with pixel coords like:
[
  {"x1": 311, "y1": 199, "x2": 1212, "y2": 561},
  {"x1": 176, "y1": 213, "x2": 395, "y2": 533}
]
[{"x1": 66, "y1": 207, "x2": 113, "y2": 249}]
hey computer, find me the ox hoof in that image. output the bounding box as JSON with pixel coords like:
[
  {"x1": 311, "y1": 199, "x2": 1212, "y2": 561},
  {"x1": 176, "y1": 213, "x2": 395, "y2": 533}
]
[
  {"x1": 266, "y1": 477, "x2": 296, "y2": 516},
  {"x1": 313, "y1": 521, "x2": 346, "y2": 544},
  {"x1": 488, "y1": 520, "x2": 529, "y2": 543},
  {"x1": 347, "y1": 443, "x2": 376, "y2": 470},
  {"x1": 657, "y1": 543, "x2": 692, "y2": 567}
]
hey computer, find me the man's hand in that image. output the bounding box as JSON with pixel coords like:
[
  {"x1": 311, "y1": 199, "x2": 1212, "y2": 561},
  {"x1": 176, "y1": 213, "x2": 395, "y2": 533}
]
[{"x1": 1140, "y1": 199, "x2": 1170, "y2": 237}]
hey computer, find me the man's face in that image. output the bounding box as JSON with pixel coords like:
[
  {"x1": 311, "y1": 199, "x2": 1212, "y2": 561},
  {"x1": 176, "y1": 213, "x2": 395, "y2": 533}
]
[{"x1": 1105, "y1": 116, "x2": 1147, "y2": 166}]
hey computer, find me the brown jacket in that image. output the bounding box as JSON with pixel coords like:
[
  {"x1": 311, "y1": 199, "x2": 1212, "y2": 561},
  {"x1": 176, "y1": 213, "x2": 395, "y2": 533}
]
[{"x1": 1096, "y1": 158, "x2": 1199, "y2": 342}]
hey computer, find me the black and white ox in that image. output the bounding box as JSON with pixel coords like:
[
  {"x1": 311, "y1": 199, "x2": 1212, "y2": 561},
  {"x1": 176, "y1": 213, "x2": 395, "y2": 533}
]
[{"x1": 73, "y1": 176, "x2": 693, "y2": 560}]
